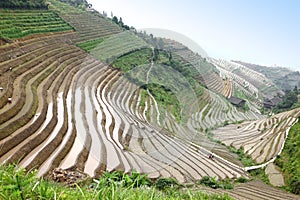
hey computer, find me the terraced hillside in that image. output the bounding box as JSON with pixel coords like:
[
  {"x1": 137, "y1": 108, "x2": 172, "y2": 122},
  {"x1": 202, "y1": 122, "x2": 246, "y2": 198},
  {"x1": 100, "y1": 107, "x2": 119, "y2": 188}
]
[
  {"x1": 0, "y1": 10, "x2": 73, "y2": 40},
  {"x1": 234, "y1": 60, "x2": 300, "y2": 91},
  {"x1": 209, "y1": 58, "x2": 282, "y2": 102},
  {"x1": 0, "y1": 4, "x2": 250, "y2": 183},
  {"x1": 60, "y1": 12, "x2": 121, "y2": 43},
  {"x1": 1, "y1": 1, "x2": 299, "y2": 199},
  {"x1": 203, "y1": 180, "x2": 300, "y2": 200},
  {"x1": 0, "y1": 38, "x2": 250, "y2": 183},
  {"x1": 213, "y1": 108, "x2": 300, "y2": 164}
]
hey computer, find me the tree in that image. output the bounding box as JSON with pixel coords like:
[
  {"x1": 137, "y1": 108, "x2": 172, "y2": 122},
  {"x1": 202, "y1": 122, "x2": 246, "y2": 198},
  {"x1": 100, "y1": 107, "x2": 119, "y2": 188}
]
[
  {"x1": 168, "y1": 52, "x2": 172, "y2": 63},
  {"x1": 119, "y1": 17, "x2": 124, "y2": 27},
  {"x1": 293, "y1": 86, "x2": 299, "y2": 94},
  {"x1": 153, "y1": 48, "x2": 159, "y2": 62},
  {"x1": 276, "y1": 88, "x2": 298, "y2": 110},
  {"x1": 150, "y1": 34, "x2": 154, "y2": 39},
  {"x1": 112, "y1": 16, "x2": 119, "y2": 24},
  {"x1": 123, "y1": 25, "x2": 130, "y2": 30}
]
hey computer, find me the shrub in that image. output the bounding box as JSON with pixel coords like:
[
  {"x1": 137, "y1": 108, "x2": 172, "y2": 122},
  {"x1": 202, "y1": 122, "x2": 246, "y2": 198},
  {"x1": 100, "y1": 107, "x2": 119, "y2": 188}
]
[
  {"x1": 235, "y1": 177, "x2": 249, "y2": 183},
  {"x1": 155, "y1": 177, "x2": 179, "y2": 190},
  {"x1": 198, "y1": 176, "x2": 234, "y2": 190},
  {"x1": 93, "y1": 170, "x2": 151, "y2": 188},
  {"x1": 248, "y1": 168, "x2": 269, "y2": 184}
]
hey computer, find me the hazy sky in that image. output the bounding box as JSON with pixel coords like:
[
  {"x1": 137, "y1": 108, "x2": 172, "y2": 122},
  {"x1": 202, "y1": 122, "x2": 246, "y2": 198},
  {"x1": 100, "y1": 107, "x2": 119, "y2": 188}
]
[{"x1": 88, "y1": 0, "x2": 300, "y2": 71}]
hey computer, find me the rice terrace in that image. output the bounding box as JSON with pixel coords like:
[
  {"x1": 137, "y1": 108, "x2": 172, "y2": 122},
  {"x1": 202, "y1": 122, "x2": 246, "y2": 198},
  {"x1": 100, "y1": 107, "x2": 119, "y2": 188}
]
[{"x1": 0, "y1": 0, "x2": 299, "y2": 199}]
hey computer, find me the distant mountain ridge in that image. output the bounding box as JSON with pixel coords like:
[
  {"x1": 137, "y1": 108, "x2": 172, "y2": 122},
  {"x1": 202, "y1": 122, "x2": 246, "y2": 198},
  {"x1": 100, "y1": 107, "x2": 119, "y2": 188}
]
[{"x1": 233, "y1": 61, "x2": 300, "y2": 91}]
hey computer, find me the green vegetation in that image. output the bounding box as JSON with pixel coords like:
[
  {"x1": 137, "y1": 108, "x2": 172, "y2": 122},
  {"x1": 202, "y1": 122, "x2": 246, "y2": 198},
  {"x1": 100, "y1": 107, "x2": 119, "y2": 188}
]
[
  {"x1": 167, "y1": 52, "x2": 199, "y2": 86},
  {"x1": 243, "y1": 103, "x2": 250, "y2": 111},
  {"x1": 222, "y1": 142, "x2": 269, "y2": 185},
  {"x1": 275, "y1": 119, "x2": 300, "y2": 194},
  {"x1": 112, "y1": 16, "x2": 130, "y2": 30},
  {"x1": 112, "y1": 47, "x2": 200, "y2": 85},
  {"x1": 0, "y1": 164, "x2": 233, "y2": 200},
  {"x1": 85, "y1": 31, "x2": 149, "y2": 63},
  {"x1": 136, "y1": 32, "x2": 216, "y2": 82},
  {"x1": 77, "y1": 38, "x2": 105, "y2": 53},
  {"x1": 47, "y1": 0, "x2": 84, "y2": 13},
  {"x1": 227, "y1": 146, "x2": 255, "y2": 167},
  {"x1": 234, "y1": 177, "x2": 250, "y2": 183},
  {"x1": 233, "y1": 87, "x2": 251, "y2": 111},
  {"x1": 198, "y1": 176, "x2": 234, "y2": 190},
  {"x1": 97, "y1": 170, "x2": 151, "y2": 188},
  {"x1": 0, "y1": 0, "x2": 48, "y2": 9},
  {"x1": 0, "y1": 10, "x2": 73, "y2": 39},
  {"x1": 155, "y1": 177, "x2": 180, "y2": 190},
  {"x1": 152, "y1": 50, "x2": 203, "y2": 123},
  {"x1": 139, "y1": 89, "x2": 147, "y2": 108},
  {"x1": 112, "y1": 48, "x2": 184, "y2": 122},
  {"x1": 234, "y1": 87, "x2": 248, "y2": 100},
  {"x1": 155, "y1": 49, "x2": 214, "y2": 96},
  {"x1": 112, "y1": 48, "x2": 152, "y2": 72},
  {"x1": 248, "y1": 168, "x2": 270, "y2": 184},
  {"x1": 145, "y1": 83, "x2": 182, "y2": 122},
  {"x1": 226, "y1": 146, "x2": 269, "y2": 184},
  {"x1": 204, "y1": 133, "x2": 265, "y2": 182},
  {"x1": 111, "y1": 47, "x2": 208, "y2": 123},
  {"x1": 273, "y1": 86, "x2": 300, "y2": 113},
  {"x1": 152, "y1": 49, "x2": 208, "y2": 100},
  {"x1": 136, "y1": 31, "x2": 165, "y2": 50},
  {"x1": 58, "y1": 0, "x2": 88, "y2": 9}
]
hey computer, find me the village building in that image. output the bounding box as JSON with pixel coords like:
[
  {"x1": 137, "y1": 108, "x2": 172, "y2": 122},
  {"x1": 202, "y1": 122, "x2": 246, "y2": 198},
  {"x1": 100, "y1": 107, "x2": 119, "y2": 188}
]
[
  {"x1": 263, "y1": 97, "x2": 282, "y2": 109},
  {"x1": 228, "y1": 97, "x2": 246, "y2": 108}
]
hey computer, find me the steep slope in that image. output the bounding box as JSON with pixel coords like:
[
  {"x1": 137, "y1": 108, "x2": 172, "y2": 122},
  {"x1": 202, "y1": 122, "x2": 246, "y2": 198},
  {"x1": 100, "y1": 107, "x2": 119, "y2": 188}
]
[
  {"x1": 0, "y1": 1, "x2": 299, "y2": 199},
  {"x1": 0, "y1": 10, "x2": 73, "y2": 40},
  {"x1": 275, "y1": 119, "x2": 300, "y2": 194},
  {"x1": 213, "y1": 108, "x2": 300, "y2": 164},
  {"x1": 0, "y1": 0, "x2": 251, "y2": 183},
  {"x1": 209, "y1": 58, "x2": 282, "y2": 101}
]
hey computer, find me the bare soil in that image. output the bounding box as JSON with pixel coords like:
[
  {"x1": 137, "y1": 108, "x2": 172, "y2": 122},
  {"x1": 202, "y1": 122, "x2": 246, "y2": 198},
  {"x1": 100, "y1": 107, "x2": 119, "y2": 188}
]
[{"x1": 265, "y1": 163, "x2": 285, "y2": 187}]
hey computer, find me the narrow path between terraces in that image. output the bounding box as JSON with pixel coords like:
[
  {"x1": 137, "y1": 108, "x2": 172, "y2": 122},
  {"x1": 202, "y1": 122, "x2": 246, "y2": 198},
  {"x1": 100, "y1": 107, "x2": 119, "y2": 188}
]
[{"x1": 146, "y1": 48, "x2": 160, "y2": 126}]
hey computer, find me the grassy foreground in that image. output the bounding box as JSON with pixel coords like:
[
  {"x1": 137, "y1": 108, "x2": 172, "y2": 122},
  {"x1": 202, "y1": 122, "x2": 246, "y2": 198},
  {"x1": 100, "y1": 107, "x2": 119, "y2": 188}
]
[{"x1": 0, "y1": 164, "x2": 233, "y2": 200}]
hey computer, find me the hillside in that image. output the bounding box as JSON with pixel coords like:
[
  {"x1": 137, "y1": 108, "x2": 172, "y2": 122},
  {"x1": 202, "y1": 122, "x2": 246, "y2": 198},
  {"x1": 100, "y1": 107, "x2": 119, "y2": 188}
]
[
  {"x1": 209, "y1": 58, "x2": 283, "y2": 100},
  {"x1": 0, "y1": 0, "x2": 48, "y2": 9},
  {"x1": 275, "y1": 119, "x2": 300, "y2": 194},
  {"x1": 0, "y1": 0, "x2": 299, "y2": 199},
  {"x1": 233, "y1": 61, "x2": 300, "y2": 91}
]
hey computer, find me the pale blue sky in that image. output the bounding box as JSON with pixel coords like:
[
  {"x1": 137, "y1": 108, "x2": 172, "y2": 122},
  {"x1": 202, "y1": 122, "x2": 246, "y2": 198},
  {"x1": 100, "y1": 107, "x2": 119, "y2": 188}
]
[{"x1": 88, "y1": 0, "x2": 300, "y2": 71}]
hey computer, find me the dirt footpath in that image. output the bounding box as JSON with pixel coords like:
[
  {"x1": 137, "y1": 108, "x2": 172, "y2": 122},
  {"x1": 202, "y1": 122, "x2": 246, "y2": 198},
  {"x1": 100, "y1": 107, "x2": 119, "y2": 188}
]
[{"x1": 265, "y1": 163, "x2": 284, "y2": 187}]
